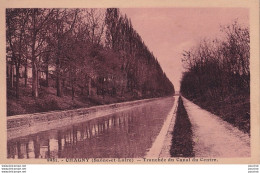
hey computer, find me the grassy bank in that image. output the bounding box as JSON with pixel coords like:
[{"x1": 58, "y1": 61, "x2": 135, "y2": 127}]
[
  {"x1": 7, "y1": 85, "x2": 151, "y2": 116},
  {"x1": 189, "y1": 93, "x2": 250, "y2": 134},
  {"x1": 170, "y1": 97, "x2": 194, "y2": 157}
]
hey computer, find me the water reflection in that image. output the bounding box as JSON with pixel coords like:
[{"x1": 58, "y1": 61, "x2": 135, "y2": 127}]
[{"x1": 8, "y1": 97, "x2": 174, "y2": 158}]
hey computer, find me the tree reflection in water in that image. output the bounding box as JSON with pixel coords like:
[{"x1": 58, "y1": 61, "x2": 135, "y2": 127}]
[{"x1": 7, "y1": 97, "x2": 174, "y2": 159}]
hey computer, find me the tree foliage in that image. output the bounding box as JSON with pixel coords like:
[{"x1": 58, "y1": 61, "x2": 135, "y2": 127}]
[
  {"x1": 181, "y1": 21, "x2": 249, "y2": 99},
  {"x1": 180, "y1": 21, "x2": 250, "y2": 133},
  {"x1": 6, "y1": 8, "x2": 174, "y2": 102}
]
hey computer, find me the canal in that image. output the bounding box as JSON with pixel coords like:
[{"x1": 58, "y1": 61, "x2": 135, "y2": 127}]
[{"x1": 7, "y1": 97, "x2": 175, "y2": 159}]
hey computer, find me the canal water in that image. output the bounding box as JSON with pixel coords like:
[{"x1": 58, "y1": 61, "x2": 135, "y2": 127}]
[{"x1": 7, "y1": 97, "x2": 175, "y2": 159}]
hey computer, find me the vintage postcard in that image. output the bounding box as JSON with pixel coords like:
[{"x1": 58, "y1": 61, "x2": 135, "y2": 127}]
[{"x1": 0, "y1": 0, "x2": 259, "y2": 164}]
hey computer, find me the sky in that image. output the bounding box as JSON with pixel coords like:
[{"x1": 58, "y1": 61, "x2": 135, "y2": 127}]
[{"x1": 121, "y1": 8, "x2": 249, "y2": 91}]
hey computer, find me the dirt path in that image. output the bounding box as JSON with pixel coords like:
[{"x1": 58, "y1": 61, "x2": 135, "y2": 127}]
[{"x1": 182, "y1": 97, "x2": 250, "y2": 157}]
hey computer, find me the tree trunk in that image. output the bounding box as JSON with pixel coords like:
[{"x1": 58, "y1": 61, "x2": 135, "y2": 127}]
[
  {"x1": 88, "y1": 78, "x2": 92, "y2": 96},
  {"x1": 15, "y1": 66, "x2": 20, "y2": 99},
  {"x1": 56, "y1": 41, "x2": 63, "y2": 97},
  {"x1": 56, "y1": 75, "x2": 62, "y2": 97},
  {"x1": 31, "y1": 29, "x2": 39, "y2": 98},
  {"x1": 56, "y1": 57, "x2": 63, "y2": 97},
  {"x1": 84, "y1": 75, "x2": 88, "y2": 96},
  {"x1": 11, "y1": 64, "x2": 14, "y2": 88},
  {"x1": 32, "y1": 61, "x2": 39, "y2": 98},
  {"x1": 101, "y1": 79, "x2": 105, "y2": 99},
  {"x1": 6, "y1": 63, "x2": 9, "y2": 83},
  {"x1": 62, "y1": 78, "x2": 65, "y2": 88},
  {"x1": 70, "y1": 70, "x2": 75, "y2": 100},
  {"x1": 72, "y1": 82, "x2": 75, "y2": 100},
  {"x1": 24, "y1": 59, "x2": 28, "y2": 87},
  {"x1": 37, "y1": 69, "x2": 40, "y2": 89},
  {"x1": 81, "y1": 87, "x2": 84, "y2": 95},
  {"x1": 45, "y1": 63, "x2": 49, "y2": 87}
]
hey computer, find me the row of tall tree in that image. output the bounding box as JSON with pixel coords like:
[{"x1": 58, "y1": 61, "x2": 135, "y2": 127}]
[
  {"x1": 6, "y1": 8, "x2": 174, "y2": 100},
  {"x1": 180, "y1": 21, "x2": 249, "y2": 100}
]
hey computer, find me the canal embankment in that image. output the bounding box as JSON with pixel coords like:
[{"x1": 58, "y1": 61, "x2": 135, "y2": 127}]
[
  {"x1": 8, "y1": 96, "x2": 176, "y2": 158},
  {"x1": 7, "y1": 96, "x2": 171, "y2": 140},
  {"x1": 146, "y1": 95, "x2": 179, "y2": 157}
]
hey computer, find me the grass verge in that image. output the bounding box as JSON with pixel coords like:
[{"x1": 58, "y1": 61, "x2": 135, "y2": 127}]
[
  {"x1": 170, "y1": 97, "x2": 194, "y2": 157},
  {"x1": 190, "y1": 93, "x2": 250, "y2": 134}
]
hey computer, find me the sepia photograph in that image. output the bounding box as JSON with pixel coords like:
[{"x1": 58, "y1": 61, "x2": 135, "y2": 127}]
[{"x1": 1, "y1": 0, "x2": 259, "y2": 166}]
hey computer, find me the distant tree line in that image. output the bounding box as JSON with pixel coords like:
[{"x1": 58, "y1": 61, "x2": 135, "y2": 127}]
[
  {"x1": 181, "y1": 21, "x2": 249, "y2": 100},
  {"x1": 6, "y1": 8, "x2": 174, "y2": 100}
]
